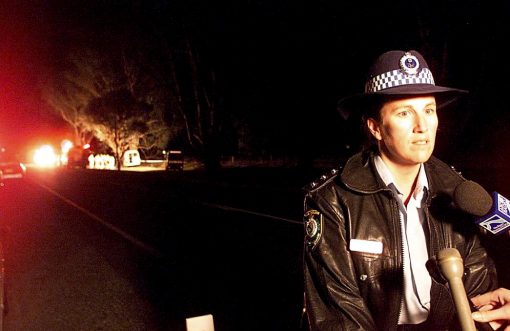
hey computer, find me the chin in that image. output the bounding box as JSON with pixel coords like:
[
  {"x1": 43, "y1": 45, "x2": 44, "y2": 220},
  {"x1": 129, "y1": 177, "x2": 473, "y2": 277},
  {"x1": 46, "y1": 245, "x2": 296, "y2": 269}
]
[
  {"x1": 400, "y1": 151, "x2": 432, "y2": 165},
  {"x1": 412, "y1": 154, "x2": 433, "y2": 164}
]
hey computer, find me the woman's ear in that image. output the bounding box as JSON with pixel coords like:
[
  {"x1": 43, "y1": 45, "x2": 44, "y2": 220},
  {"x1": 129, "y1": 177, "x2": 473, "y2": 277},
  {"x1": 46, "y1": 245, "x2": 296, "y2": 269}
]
[{"x1": 366, "y1": 118, "x2": 382, "y2": 141}]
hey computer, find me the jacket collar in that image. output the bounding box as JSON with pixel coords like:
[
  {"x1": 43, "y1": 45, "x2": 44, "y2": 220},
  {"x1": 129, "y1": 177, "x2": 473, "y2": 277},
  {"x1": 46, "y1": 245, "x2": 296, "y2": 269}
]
[
  {"x1": 340, "y1": 151, "x2": 462, "y2": 197},
  {"x1": 341, "y1": 151, "x2": 386, "y2": 194}
]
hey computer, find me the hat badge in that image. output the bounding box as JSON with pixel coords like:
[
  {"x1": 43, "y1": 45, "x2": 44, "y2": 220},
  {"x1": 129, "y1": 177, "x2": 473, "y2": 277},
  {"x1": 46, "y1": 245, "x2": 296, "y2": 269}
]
[{"x1": 399, "y1": 52, "x2": 420, "y2": 75}]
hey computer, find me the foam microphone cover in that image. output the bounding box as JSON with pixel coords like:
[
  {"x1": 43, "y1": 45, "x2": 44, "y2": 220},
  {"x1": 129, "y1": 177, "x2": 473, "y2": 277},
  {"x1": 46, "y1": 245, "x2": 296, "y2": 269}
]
[{"x1": 453, "y1": 180, "x2": 492, "y2": 217}]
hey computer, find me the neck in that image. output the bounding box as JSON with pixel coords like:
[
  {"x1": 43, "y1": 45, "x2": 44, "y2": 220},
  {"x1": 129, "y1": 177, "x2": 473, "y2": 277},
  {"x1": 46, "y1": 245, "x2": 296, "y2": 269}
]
[{"x1": 381, "y1": 156, "x2": 421, "y2": 200}]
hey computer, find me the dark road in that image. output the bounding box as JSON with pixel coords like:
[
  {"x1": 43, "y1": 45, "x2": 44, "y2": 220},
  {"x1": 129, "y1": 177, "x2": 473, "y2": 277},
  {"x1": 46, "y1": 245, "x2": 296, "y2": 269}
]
[
  {"x1": 0, "y1": 176, "x2": 162, "y2": 330},
  {"x1": 0, "y1": 168, "x2": 305, "y2": 331}
]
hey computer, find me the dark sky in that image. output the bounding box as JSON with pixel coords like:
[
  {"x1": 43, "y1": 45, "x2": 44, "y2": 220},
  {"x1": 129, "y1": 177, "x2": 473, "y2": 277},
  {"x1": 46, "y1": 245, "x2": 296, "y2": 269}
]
[
  {"x1": 1, "y1": 0, "x2": 510, "y2": 163},
  {"x1": 0, "y1": 2, "x2": 66, "y2": 154}
]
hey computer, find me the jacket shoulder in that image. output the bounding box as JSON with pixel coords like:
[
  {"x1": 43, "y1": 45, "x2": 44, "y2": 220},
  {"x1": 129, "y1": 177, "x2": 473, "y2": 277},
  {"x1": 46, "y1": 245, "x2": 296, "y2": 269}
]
[
  {"x1": 427, "y1": 156, "x2": 464, "y2": 175},
  {"x1": 425, "y1": 156, "x2": 466, "y2": 192},
  {"x1": 302, "y1": 166, "x2": 343, "y2": 193}
]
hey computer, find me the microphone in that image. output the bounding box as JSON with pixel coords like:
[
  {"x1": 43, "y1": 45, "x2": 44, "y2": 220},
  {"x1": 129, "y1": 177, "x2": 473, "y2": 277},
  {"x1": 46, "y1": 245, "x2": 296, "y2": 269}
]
[
  {"x1": 436, "y1": 248, "x2": 476, "y2": 331},
  {"x1": 426, "y1": 250, "x2": 494, "y2": 331},
  {"x1": 453, "y1": 180, "x2": 510, "y2": 235}
]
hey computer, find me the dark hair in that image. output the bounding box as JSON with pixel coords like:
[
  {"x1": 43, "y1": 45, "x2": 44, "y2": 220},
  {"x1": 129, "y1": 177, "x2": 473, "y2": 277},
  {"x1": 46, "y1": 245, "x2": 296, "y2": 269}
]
[{"x1": 360, "y1": 96, "x2": 384, "y2": 152}]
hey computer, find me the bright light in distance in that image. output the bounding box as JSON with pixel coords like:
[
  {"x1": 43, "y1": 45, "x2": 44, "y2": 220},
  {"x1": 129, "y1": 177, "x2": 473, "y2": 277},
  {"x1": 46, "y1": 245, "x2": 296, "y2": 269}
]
[
  {"x1": 33, "y1": 145, "x2": 58, "y2": 168},
  {"x1": 61, "y1": 139, "x2": 73, "y2": 154}
]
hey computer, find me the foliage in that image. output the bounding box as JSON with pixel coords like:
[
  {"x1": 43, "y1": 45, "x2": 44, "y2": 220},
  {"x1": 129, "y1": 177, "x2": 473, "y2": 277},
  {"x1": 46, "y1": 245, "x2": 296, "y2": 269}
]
[{"x1": 85, "y1": 89, "x2": 151, "y2": 169}]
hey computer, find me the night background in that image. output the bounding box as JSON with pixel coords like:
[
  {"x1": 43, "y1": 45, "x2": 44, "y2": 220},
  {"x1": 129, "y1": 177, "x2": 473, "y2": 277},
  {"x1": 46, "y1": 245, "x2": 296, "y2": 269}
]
[
  {"x1": 0, "y1": 1, "x2": 510, "y2": 330},
  {"x1": 0, "y1": 0, "x2": 508, "y2": 170}
]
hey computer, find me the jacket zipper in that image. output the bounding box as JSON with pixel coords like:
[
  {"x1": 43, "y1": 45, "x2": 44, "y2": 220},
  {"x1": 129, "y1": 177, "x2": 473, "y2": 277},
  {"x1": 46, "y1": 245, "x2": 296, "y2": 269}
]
[{"x1": 394, "y1": 198, "x2": 405, "y2": 326}]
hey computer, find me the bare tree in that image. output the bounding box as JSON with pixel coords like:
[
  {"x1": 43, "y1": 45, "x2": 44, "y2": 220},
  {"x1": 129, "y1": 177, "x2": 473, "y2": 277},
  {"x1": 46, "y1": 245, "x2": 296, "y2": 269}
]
[
  {"x1": 42, "y1": 66, "x2": 96, "y2": 146},
  {"x1": 155, "y1": 24, "x2": 223, "y2": 171}
]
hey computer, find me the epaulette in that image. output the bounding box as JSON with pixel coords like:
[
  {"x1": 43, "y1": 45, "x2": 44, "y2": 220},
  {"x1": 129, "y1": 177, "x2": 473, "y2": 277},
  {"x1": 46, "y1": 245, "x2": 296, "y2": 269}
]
[
  {"x1": 449, "y1": 164, "x2": 462, "y2": 176},
  {"x1": 303, "y1": 166, "x2": 342, "y2": 192}
]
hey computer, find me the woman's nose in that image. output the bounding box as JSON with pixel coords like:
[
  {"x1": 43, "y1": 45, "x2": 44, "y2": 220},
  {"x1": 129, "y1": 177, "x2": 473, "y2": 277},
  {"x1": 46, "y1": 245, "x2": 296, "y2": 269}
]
[{"x1": 414, "y1": 114, "x2": 429, "y2": 132}]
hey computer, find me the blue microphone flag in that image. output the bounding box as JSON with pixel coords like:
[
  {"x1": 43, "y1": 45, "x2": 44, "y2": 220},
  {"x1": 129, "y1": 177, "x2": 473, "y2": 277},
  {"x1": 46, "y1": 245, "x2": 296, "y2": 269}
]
[{"x1": 475, "y1": 192, "x2": 510, "y2": 235}]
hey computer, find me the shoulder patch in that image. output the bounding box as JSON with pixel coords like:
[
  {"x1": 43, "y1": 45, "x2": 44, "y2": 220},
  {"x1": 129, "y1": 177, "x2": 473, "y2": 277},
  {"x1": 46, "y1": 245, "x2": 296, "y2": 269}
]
[{"x1": 304, "y1": 209, "x2": 323, "y2": 249}]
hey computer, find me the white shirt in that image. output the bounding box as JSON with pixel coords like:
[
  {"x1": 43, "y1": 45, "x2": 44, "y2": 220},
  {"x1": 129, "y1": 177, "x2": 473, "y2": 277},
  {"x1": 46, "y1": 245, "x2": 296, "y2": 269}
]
[{"x1": 373, "y1": 156, "x2": 431, "y2": 324}]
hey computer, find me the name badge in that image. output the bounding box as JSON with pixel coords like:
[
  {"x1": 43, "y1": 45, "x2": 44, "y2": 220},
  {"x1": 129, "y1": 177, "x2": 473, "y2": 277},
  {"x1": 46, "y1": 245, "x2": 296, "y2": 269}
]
[{"x1": 349, "y1": 239, "x2": 383, "y2": 254}]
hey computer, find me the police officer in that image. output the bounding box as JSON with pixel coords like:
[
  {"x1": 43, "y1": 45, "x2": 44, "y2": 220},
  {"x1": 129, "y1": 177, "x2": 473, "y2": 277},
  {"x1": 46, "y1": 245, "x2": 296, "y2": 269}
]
[{"x1": 303, "y1": 50, "x2": 498, "y2": 330}]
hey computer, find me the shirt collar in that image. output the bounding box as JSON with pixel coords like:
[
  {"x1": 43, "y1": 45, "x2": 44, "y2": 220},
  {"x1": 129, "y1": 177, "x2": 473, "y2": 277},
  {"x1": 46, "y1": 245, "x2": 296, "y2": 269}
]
[{"x1": 374, "y1": 155, "x2": 429, "y2": 200}]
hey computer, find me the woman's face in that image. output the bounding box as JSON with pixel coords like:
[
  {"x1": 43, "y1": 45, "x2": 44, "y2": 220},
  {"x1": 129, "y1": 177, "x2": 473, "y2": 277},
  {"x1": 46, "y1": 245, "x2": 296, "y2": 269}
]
[{"x1": 367, "y1": 96, "x2": 438, "y2": 169}]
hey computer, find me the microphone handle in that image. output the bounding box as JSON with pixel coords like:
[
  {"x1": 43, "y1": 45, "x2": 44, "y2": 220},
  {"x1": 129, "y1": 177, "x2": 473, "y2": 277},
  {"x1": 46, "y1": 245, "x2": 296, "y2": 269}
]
[{"x1": 448, "y1": 277, "x2": 476, "y2": 331}]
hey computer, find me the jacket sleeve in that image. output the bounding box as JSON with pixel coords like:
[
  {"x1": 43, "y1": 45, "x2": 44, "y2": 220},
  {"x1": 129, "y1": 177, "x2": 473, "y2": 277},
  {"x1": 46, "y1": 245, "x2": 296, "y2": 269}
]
[
  {"x1": 303, "y1": 192, "x2": 377, "y2": 331},
  {"x1": 460, "y1": 231, "x2": 498, "y2": 299}
]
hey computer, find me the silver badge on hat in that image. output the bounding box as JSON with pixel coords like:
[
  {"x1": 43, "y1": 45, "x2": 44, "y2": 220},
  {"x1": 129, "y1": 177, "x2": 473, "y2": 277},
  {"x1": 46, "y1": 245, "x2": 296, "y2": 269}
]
[{"x1": 399, "y1": 52, "x2": 420, "y2": 75}]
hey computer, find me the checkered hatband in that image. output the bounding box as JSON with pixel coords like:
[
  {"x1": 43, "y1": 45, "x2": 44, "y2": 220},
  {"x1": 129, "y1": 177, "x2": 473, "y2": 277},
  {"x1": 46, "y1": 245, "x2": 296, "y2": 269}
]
[{"x1": 364, "y1": 68, "x2": 435, "y2": 93}]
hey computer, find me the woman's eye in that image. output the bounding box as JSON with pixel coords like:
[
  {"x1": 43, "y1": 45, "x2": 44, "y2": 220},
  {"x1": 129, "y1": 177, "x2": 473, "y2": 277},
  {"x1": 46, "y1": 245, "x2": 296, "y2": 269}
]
[
  {"x1": 397, "y1": 111, "x2": 409, "y2": 117},
  {"x1": 425, "y1": 108, "x2": 436, "y2": 114}
]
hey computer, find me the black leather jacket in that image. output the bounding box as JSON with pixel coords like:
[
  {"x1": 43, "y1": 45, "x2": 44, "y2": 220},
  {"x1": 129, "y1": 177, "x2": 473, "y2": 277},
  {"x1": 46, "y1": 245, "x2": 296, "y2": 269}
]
[{"x1": 303, "y1": 152, "x2": 498, "y2": 331}]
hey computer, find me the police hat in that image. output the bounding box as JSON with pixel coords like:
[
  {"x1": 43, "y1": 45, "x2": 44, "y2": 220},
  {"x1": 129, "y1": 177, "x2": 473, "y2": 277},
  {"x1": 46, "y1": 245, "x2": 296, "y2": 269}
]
[{"x1": 337, "y1": 50, "x2": 468, "y2": 117}]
